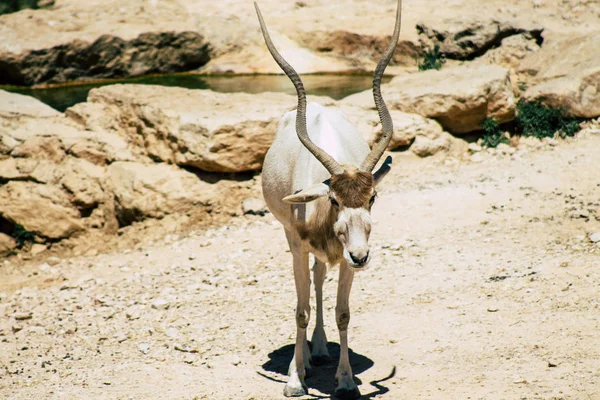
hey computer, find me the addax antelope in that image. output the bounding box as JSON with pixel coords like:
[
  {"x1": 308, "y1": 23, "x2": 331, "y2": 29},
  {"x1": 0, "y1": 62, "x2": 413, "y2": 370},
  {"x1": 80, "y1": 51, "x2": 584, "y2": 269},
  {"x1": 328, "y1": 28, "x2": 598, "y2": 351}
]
[{"x1": 255, "y1": 0, "x2": 401, "y2": 398}]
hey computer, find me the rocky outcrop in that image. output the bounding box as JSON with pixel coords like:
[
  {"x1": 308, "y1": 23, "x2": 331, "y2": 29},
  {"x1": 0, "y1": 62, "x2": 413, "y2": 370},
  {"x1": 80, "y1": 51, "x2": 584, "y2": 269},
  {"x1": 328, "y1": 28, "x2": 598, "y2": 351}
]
[
  {"x1": 338, "y1": 104, "x2": 450, "y2": 156},
  {"x1": 0, "y1": 181, "x2": 85, "y2": 240},
  {"x1": 108, "y1": 162, "x2": 215, "y2": 226},
  {"x1": 0, "y1": 31, "x2": 211, "y2": 86},
  {"x1": 520, "y1": 32, "x2": 600, "y2": 119},
  {"x1": 417, "y1": 19, "x2": 543, "y2": 60},
  {"x1": 342, "y1": 65, "x2": 516, "y2": 134},
  {"x1": 84, "y1": 85, "x2": 333, "y2": 173},
  {"x1": 298, "y1": 31, "x2": 419, "y2": 67}
]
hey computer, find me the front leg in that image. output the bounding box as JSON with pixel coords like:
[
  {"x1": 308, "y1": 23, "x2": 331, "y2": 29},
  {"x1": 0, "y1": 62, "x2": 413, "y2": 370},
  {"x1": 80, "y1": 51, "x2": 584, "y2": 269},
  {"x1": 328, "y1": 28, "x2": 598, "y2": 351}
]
[
  {"x1": 334, "y1": 262, "x2": 360, "y2": 400},
  {"x1": 284, "y1": 230, "x2": 311, "y2": 397},
  {"x1": 311, "y1": 258, "x2": 331, "y2": 364}
]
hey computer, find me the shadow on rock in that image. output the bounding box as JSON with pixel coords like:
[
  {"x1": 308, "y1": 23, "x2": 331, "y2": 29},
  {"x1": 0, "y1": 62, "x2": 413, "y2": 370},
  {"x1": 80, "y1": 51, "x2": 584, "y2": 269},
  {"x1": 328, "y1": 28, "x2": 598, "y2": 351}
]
[{"x1": 260, "y1": 342, "x2": 394, "y2": 399}]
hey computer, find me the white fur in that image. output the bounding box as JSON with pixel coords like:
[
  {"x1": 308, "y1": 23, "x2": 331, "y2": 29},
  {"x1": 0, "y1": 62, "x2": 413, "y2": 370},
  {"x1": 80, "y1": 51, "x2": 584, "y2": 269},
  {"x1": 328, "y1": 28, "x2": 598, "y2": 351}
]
[{"x1": 262, "y1": 103, "x2": 383, "y2": 398}]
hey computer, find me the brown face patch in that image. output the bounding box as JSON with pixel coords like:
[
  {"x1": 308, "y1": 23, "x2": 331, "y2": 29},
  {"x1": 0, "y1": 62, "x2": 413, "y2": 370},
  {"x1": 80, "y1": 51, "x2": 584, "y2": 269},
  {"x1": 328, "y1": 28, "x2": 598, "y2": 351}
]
[{"x1": 329, "y1": 168, "x2": 374, "y2": 208}]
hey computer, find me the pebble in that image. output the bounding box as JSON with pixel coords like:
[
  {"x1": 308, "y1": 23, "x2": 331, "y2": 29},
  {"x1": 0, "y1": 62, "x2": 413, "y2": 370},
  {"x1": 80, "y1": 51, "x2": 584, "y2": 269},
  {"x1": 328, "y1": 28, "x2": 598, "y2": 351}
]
[
  {"x1": 46, "y1": 256, "x2": 61, "y2": 266},
  {"x1": 165, "y1": 327, "x2": 180, "y2": 338},
  {"x1": 14, "y1": 312, "x2": 33, "y2": 321},
  {"x1": 151, "y1": 299, "x2": 170, "y2": 310},
  {"x1": 138, "y1": 343, "x2": 150, "y2": 354},
  {"x1": 468, "y1": 143, "x2": 482, "y2": 153},
  {"x1": 30, "y1": 244, "x2": 47, "y2": 256},
  {"x1": 589, "y1": 231, "x2": 600, "y2": 243},
  {"x1": 242, "y1": 197, "x2": 268, "y2": 216}
]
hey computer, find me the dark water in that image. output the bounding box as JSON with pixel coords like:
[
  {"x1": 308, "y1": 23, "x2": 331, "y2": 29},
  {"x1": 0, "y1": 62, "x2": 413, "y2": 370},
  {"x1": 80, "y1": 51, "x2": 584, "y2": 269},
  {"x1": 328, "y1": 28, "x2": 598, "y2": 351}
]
[{"x1": 4, "y1": 74, "x2": 391, "y2": 112}]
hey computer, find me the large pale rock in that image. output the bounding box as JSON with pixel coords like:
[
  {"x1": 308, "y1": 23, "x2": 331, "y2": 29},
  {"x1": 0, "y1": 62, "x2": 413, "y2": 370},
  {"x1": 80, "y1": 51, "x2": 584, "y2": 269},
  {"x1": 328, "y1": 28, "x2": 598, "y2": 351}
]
[
  {"x1": 88, "y1": 85, "x2": 334, "y2": 172},
  {"x1": 108, "y1": 162, "x2": 216, "y2": 225},
  {"x1": 520, "y1": 32, "x2": 600, "y2": 118},
  {"x1": 0, "y1": 181, "x2": 84, "y2": 240},
  {"x1": 417, "y1": 19, "x2": 543, "y2": 60},
  {"x1": 0, "y1": 90, "x2": 60, "y2": 118},
  {"x1": 338, "y1": 104, "x2": 448, "y2": 156},
  {"x1": 342, "y1": 65, "x2": 516, "y2": 134},
  {"x1": 0, "y1": 233, "x2": 17, "y2": 257},
  {"x1": 0, "y1": 0, "x2": 210, "y2": 85}
]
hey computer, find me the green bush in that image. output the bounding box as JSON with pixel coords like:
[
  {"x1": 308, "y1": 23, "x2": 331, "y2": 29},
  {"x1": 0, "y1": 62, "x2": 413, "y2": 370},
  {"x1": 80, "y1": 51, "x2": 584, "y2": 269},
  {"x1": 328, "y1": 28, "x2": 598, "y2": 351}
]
[
  {"x1": 516, "y1": 101, "x2": 581, "y2": 139},
  {"x1": 418, "y1": 45, "x2": 445, "y2": 71},
  {"x1": 481, "y1": 117, "x2": 509, "y2": 148},
  {"x1": 12, "y1": 223, "x2": 35, "y2": 247}
]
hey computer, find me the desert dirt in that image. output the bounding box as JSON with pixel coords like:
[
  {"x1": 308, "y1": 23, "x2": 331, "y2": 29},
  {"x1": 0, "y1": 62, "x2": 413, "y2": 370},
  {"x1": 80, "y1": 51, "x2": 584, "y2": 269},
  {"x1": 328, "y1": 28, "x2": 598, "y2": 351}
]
[{"x1": 1, "y1": 133, "x2": 600, "y2": 400}]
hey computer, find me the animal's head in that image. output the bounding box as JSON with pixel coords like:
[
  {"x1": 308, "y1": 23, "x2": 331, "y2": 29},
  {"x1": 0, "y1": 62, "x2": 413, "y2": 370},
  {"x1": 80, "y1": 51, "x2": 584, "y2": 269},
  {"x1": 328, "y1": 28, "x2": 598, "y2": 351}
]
[
  {"x1": 255, "y1": 0, "x2": 401, "y2": 268},
  {"x1": 282, "y1": 159, "x2": 391, "y2": 268}
]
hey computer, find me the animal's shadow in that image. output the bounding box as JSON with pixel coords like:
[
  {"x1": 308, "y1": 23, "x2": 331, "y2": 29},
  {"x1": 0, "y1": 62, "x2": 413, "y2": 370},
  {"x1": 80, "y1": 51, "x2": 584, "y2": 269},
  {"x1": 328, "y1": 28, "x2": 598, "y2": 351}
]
[{"x1": 260, "y1": 342, "x2": 395, "y2": 399}]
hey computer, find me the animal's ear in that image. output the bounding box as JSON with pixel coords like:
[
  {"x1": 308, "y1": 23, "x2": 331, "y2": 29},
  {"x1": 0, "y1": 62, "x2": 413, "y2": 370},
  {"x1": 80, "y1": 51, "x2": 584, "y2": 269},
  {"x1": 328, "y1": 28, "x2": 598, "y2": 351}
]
[
  {"x1": 282, "y1": 182, "x2": 330, "y2": 204},
  {"x1": 373, "y1": 155, "x2": 392, "y2": 185}
]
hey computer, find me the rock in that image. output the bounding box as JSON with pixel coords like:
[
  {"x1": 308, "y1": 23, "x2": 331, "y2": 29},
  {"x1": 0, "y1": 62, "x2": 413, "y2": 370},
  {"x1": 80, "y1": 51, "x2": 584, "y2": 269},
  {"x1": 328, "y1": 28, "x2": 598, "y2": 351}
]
[
  {"x1": 107, "y1": 161, "x2": 215, "y2": 225},
  {"x1": 410, "y1": 132, "x2": 453, "y2": 157},
  {"x1": 589, "y1": 232, "x2": 600, "y2": 243},
  {"x1": 298, "y1": 30, "x2": 419, "y2": 67},
  {"x1": 0, "y1": 0, "x2": 210, "y2": 86},
  {"x1": 30, "y1": 243, "x2": 47, "y2": 256},
  {"x1": 151, "y1": 298, "x2": 170, "y2": 310},
  {"x1": 339, "y1": 104, "x2": 447, "y2": 153},
  {"x1": 89, "y1": 85, "x2": 332, "y2": 172},
  {"x1": 472, "y1": 34, "x2": 541, "y2": 70},
  {"x1": 0, "y1": 90, "x2": 60, "y2": 118},
  {"x1": 342, "y1": 65, "x2": 516, "y2": 134},
  {"x1": 0, "y1": 181, "x2": 85, "y2": 240},
  {"x1": 138, "y1": 343, "x2": 150, "y2": 355},
  {"x1": 520, "y1": 33, "x2": 600, "y2": 118},
  {"x1": 417, "y1": 19, "x2": 543, "y2": 60},
  {"x1": 14, "y1": 312, "x2": 32, "y2": 321},
  {"x1": 468, "y1": 143, "x2": 482, "y2": 153},
  {"x1": 0, "y1": 233, "x2": 17, "y2": 257},
  {"x1": 242, "y1": 198, "x2": 268, "y2": 216}
]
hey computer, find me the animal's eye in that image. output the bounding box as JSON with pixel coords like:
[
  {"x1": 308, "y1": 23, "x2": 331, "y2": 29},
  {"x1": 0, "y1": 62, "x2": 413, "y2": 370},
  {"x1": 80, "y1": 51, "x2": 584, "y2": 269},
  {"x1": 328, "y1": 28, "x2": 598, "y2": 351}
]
[{"x1": 330, "y1": 197, "x2": 339, "y2": 207}]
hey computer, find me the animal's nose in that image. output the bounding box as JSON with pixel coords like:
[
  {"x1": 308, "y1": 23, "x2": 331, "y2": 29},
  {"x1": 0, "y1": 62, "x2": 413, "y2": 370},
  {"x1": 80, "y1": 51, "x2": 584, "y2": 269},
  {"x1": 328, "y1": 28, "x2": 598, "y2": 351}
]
[{"x1": 350, "y1": 251, "x2": 369, "y2": 266}]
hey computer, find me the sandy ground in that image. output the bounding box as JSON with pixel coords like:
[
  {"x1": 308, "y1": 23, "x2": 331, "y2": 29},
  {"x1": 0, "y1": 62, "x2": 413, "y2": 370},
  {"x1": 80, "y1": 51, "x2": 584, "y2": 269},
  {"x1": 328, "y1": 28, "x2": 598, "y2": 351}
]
[{"x1": 1, "y1": 134, "x2": 600, "y2": 400}]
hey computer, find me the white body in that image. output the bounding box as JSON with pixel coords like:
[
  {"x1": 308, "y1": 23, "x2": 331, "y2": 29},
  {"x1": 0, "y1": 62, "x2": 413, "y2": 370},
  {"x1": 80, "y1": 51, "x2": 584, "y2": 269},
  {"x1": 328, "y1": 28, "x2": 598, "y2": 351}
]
[
  {"x1": 263, "y1": 103, "x2": 370, "y2": 241},
  {"x1": 262, "y1": 103, "x2": 373, "y2": 397}
]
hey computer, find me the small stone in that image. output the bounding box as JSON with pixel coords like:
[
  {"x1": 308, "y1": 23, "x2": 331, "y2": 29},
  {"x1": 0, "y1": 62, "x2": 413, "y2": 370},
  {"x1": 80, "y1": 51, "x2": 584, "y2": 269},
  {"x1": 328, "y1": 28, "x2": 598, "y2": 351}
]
[
  {"x1": 468, "y1": 143, "x2": 482, "y2": 152},
  {"x1": 14, "y1": 312, "x2": 32, "y2": 321},
  {"x1": 85, "y1": 249, "x2": 98, "y2": 257},
  {"x1": 46, "y1": 256, "x2": 61, "y2": 266},
  {"x1": 165, "y1": 327, "x2": 180, "y2": 338},
  {"x1": 151, "y1": 299, "x2": 170, "y2": 310},
  {"x1": 513, "y1": 378, "x2": 528, "y2": 384},
  {"x1": 577, "y1": 209, "x2": 590, "y2": 219},
  {"x1": 232, "y1": 356, "x2": 241, "y2": 366},
  {"x1": 545, "y1": 138, "x2": 558, "y2": 146},
  {"x1": 138, "y1": 343, "x2": 150, "y2": 354},
  {"x1": 12, "y1": 324, "x2": 23, "y2": 333},
  {"x1": 487, "y1": 308, "x2": 499, "y2": 313},
  {"x1": 183, "y1": 354, "x2": 196, "y2": 364},
  {"x1": 242, "y1": 197, "x2": 268, "y2": 216},
  {"x1": 30, "y1": 244, "x2": 47, "y2": 256},
  {"x1": 126, "y1": 306, "x2": 141, "y2": 320},
  {"x1": 589, "y1": 231, "x2": 600, "y2": 243},
  {"x1": 174, "y1": 343, "x2": 199, "y2": 353},
  {"x1": 114, "y1": 332, "x2": 129, "y2": 343},
  {"x1": 188, "y1": 253, "x2": 197, "y2": 261}
]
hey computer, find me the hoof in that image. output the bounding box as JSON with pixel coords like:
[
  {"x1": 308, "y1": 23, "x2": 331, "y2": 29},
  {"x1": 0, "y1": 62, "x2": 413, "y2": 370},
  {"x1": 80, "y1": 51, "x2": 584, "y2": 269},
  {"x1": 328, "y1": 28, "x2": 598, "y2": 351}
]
[
  {"x1": 334, "y1": 386, "x2": 361, "y2": 400},
  {"x1": 311, "y1": 355, "x2": 332, "y2": 366},
  {"x1": 305, "y1": 366, "x2": 313, "y2": 379},
  {"x1": 283, "y1": 382, "x2": 308, "y2": 397}
]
